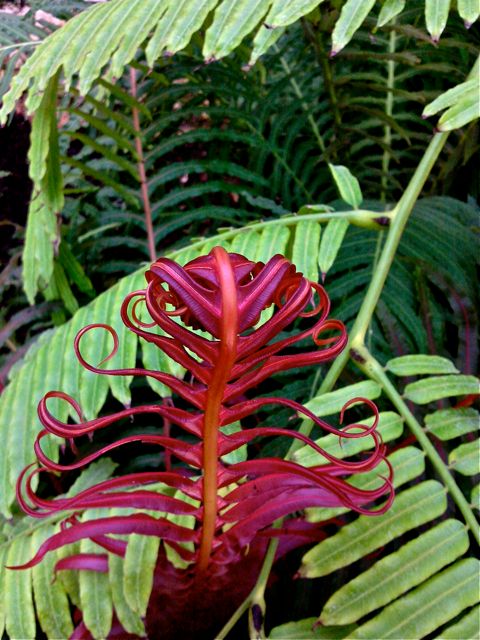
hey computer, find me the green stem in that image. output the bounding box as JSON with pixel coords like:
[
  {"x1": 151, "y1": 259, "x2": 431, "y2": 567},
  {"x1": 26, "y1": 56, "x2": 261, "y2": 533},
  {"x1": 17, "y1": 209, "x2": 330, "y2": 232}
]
[
  {"x1": 274, "y1": 44, "x2": 327, "y2": 155},
  {"x1": 0, "y1": 41, "x2": 41, "y2": 53},
  {"x1": 129, "y1": 67, "x2": 156, "y2": 262},
  {"x1": 381, "y1": 26, "x2": 397, "y2": 202},
  {"x1": 318, "y1": 130, "x2": 449, "y2": 397},
  {"x1": 218, "y1": 130, "x2": 451, "y2": 634},
  {"x1": 315, "y1": 31, "x2": 342, "y2": 129},
  {"x1": 216, "y1": 532, "x2": 280, "y2": 640},
  {"x1": 352, "y1": 345, "x2": 480, "y2": 545},
  {"x1": 169, "y1": 208, "x2": 389, "y2": 261}
]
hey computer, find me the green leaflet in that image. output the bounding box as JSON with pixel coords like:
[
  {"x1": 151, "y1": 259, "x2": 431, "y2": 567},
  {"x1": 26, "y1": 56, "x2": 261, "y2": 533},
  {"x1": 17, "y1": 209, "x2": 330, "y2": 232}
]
[
  {"x1": 457, "y1": 0, "x2": 480, "y2": 26},
  {"x1": 106, "y1": 274, "x2": 142, "y2": 406},
  {"x1": 58, "y1": 241, "x2": 95, "y2": 298},
  {"x1": 0, "y1": 544, "x2": 5, "y2": 637},
  {"x1": 230, "y1": 230, "x2": 261, "y2": 258},
  {"x1": 250, "y1": 0, "x2": 327, "y2": 62},
  {"x1": 328, "y1": 164, "x2": 363, "y2": 208},
  {"x1": 22, "y1": 195, "x2": 58, "y2": 305},
  {"x1": 435, "y1": 604, "x2": 480, "y2": 639},
  {"x1": 79, "y1": 536, "x2": 113, "y2": 639},
  {"x1": 256, "y1": 224, "x2": 290, "y2": 263},
  {"x1": 28, "y1": 71, "x2": 63, "y2": 212},
  {"x1": 386, "y1": 354, "x2": 458, "y2": 376},
  {"x1": 304, "y1": 380, "x2": 382, "y2": 418},
  {"x1": 425, "y1": 0, "x2": 451, "y2": 42},
  {"x1": 472, "y1": 485, "x2": 480, "y2": 511},
  {"x1": 404, "y1": 374, "x2": 480, "y2": 404},
  {"x1": 261, "y1": 0, "x2": 325, "y2": 28},
  {"x1": 331, "y1": 0, "x2": 376, "y2": 56},
  {"x1": 318, "y1": 218, "x2": 349, "y2": 279},
  {"x1": 66, "y1": 458, "x2": 119, "y2": 497},
  {"x1": 32, "y1": 525, "x2": 74, "y2": 639},
  {"x1": 320, "y1": 519, "x2": 469, "y2": 625},
  {"x1": 203, "y1": 0, "x2": 272, "y2": 60},
  {"x1": 423, "y1": 79, "x2": 477, "y2": 118},
  {"x1": 269, "y1": 618, "x2": 356, "y2": 639},
  {"x1": 299, "y1": 480, "x2": 447, "y2": 578},
  {"x1": 80, "y1": 1, "x2": 163, "y2": 94},
  {"x1": 292, "y1": 220, "x2": 321, "y2": 282},
  {"x1": 437, "y1": 91, "x2": 480, "y2": 131},
  {"x1": 148, "y1": 0, "x2": 219, "y2": 58},
  {"x1": 306, "y1": 446, "x2": 425, "y2": 523},
  {"x1": 377, "y1": 0, "x2": 406, "y2": 27},
  {"x1": 349, "y1": 559, "x2": 480, "y2": 639},
  {"x1": 109, "y1": 553, "x2": 146, "y2": 636},
  {"x1": 124, "y1": 532, "x2": 161, "y2": 616},
  {"x1": 64, "y1": 132, "x2": 140, "y2": 180},
  {"x1": 425, "y1": 407, "x2": 479, "y2": 440},
  {"x1": 449, "y1": 440, "x2": 480, "y2": 476},
  {"x1": 4, "y1": 535, "x2": 36, "y2": 640},
  {"x1": 6, "y1": 360, "x2": 39, "y2": 490},
  {"x1": 220, "y1": 422, "x2": 248, "y2": 464},
  {"x1": 294, "y1": 411, "x2": 403, "y2": 468},
  {"x1": 49, "y1": 261, "x2": 79, "y2": 315},
  {"x1": 78, "y1": 290, "x2": 115, "y2": 420},
  {"x1": 164, "y1": 491, "x2": 198, "y2": 570}
]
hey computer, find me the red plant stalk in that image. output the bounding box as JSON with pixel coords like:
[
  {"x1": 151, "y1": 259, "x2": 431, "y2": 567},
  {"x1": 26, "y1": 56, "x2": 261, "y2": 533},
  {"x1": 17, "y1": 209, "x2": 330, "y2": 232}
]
[{"x1": 11, "y1": 247, "x2": 393, "y2": 636}]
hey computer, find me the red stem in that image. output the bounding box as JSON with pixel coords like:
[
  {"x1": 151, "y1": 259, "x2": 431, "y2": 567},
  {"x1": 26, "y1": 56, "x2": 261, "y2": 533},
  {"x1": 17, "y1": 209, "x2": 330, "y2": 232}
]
[
  {"x1": 197, "y1": 247, "x2": 238, "y2": 571},
  {"x1": 129, "y1": 66, "x2": 156, "y2": 262}
]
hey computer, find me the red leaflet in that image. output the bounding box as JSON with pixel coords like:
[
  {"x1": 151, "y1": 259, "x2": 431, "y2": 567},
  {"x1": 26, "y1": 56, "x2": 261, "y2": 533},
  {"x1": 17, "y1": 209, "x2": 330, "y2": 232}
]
[{"x1": 13, "y1": 248, "x2": 393, "y2": 636}]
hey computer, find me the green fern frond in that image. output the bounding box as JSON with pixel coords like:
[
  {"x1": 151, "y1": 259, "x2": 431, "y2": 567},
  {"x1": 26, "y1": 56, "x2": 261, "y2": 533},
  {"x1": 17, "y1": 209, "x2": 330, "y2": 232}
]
[
  {"x1": 1, "y1": 0, "x2": 478, "y2": 124},
  {"x1": 296, "y1": 362, "x2": 480, "y2": 639}
]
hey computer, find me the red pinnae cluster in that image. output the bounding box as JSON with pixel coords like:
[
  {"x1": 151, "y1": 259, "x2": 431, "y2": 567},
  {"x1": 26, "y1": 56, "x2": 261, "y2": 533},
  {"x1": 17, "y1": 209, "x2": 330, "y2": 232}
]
[{"x1": 13, "y1": 248, "x2": 393, "y2": 619}]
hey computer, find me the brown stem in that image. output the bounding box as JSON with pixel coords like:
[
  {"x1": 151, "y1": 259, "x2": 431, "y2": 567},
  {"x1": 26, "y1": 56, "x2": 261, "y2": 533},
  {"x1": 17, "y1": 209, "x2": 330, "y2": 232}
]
[{"x1": 129, "y1": 66, "x2": 156, "y2": 263}]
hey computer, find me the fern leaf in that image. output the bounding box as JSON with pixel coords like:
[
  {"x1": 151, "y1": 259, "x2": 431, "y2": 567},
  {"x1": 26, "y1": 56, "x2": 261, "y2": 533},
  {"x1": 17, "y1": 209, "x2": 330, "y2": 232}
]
[
  {"x1": 299, "y1": 481, "x2": 447, "y2": 578},
  {"x1": 348, "y1": 559, "x2": 480, "y2": 639},
  {"x1": 256, "y1": 224, "x2": 291, "y2": 263},
  {"x1": 79, "y1": 538, "x2": 113, "y2": 639},
  {"x1": 317, "y1": 218, "x2": 349, "y2": 280},
  {"x1": 124, "y1": 533, "x2": 161, "y2": 616},
  {"x1": 457, "y1": 0, "x2": 480, "y2": 26},
  {"x1": 320, "y1": 519, "x2": 469, "y2": 625},
  {"x1": 449, "y1": 440, "x2": 480, "y2": 476},
  {"x1": 109, "y1": 552, "x2": 146, "y2": 636},
  {"x1": 425, "y1": 0, "x2": 452, "y2": 43},
  {"x1": 404, "y1": 375, "x2": 480, "y2": 404},
  {"x1": 146, "y1": 0, "x2": 218, "y2": 61},
  {"x1": 435, "y1": 604, "x2": 480, "y2": 639},
  {"x1": 306, "y1": 446, "x2": 426, "y2": 523},
  {"x1": 303, "y1": 380, "x2": 381, "y2": 418},
  {"x1": 22, "y1": 196, "x2": 58, "y2": 305},
  {"x1": 4, "y1": 536, "x2": 36, "y2": 640},
  {"x1": 377, "y1": 0, "x2": 406, "y2": 28},
  {"x1": 386, "y1": 355, "x2": 459, "y2": 376},
  {"x1": 425, "y1": 408, "x2": 479, "y2": 441},
  {"x1": 331, "y1": 0, "x2": 376, "y2": 56},
  {"x1": 32, "y1": 525, "x2": 74, "y2": 639},
  {"x1": 294, "y1": 411, "x2": 403, "y2": 468},
  {"x1": 292, "y1": 220, "x2": 321, "y2": 282},
  {"x1": 203, "y1": 0, "x2": 271, "y2": 61}
]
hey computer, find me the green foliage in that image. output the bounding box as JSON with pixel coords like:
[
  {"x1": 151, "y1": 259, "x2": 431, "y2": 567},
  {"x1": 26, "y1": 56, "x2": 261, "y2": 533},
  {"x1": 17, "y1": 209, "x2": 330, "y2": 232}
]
[
  {"x1": 320, "y1": 519, "x2": 469, "y2": 625},
  {"x1": 297, "y1": 364, "x2": 480, "y2": 639}
]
